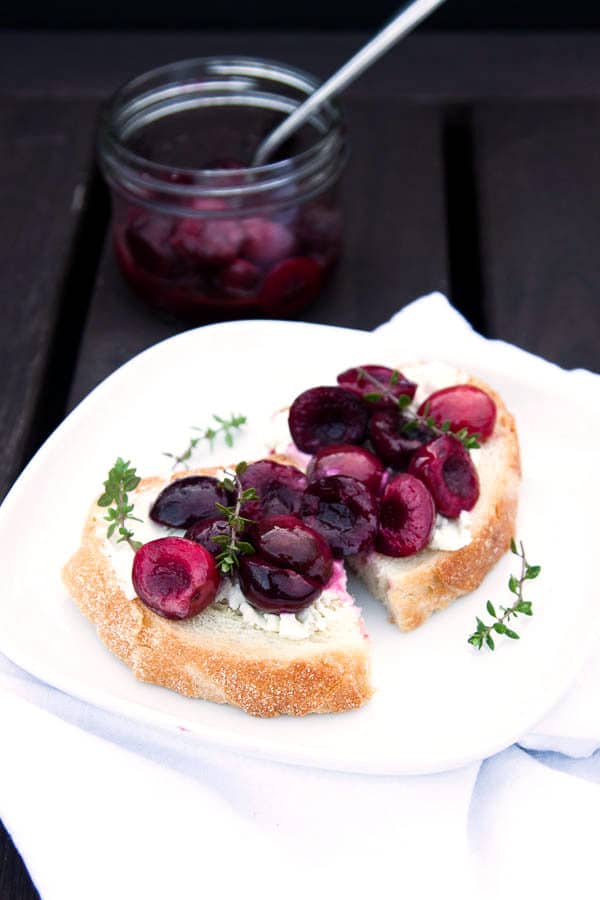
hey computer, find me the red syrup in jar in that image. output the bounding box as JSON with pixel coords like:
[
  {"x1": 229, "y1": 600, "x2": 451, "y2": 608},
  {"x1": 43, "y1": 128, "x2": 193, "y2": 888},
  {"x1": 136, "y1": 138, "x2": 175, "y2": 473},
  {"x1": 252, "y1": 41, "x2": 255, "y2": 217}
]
[{"x1": 100, "y1": 61, "x2": 346, "y2": 321}]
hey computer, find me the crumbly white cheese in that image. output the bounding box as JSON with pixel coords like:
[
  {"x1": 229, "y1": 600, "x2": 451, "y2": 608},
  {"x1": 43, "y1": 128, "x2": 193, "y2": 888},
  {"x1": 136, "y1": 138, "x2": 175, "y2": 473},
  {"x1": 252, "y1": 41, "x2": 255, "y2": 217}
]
[
  {"x1": 212, "y1": 562, "x2": 351, "y2": 640},
  {"x1": 429, "y1": 511, "x2": 473, "y2": 551}
]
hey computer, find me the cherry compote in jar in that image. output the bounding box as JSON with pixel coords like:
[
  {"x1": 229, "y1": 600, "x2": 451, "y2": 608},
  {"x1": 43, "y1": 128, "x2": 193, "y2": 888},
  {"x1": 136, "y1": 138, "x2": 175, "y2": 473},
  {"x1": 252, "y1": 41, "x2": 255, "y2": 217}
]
[{"x1": 98, "y1": 57, "x2": 347, "y2": 321}]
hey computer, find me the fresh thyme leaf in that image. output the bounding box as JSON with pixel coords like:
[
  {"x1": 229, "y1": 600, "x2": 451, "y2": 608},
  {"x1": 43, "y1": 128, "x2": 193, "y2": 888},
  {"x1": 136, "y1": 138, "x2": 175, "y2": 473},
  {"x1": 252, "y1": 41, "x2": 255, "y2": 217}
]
[
  {"x1": 355, "y1": 367, "x2": 480, "y2": 451},
  {"x1": 214, "y1": 463, "x2": 258, "y2": 576},
  {"x1": 390, "y1": 370, "x2": 400, "y2": 385},
  {"x1": 467, "y1": 541, "x2": 540, "y2": 651},
  {"x1": 98, "y1": 458, "x2": 142, "y2": 553},
  {"x1": 164, "y1": 413, "x2": 247, "y2": 470}
]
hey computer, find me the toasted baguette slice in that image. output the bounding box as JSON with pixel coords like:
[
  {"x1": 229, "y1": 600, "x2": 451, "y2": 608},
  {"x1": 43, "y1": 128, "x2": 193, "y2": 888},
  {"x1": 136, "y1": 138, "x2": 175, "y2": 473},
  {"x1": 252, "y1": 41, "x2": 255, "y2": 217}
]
[
  {"x1": 348, "y1": 373, "x2": 520, "y2": 631},
  {"x1": 63, "y1": 467, "x2": 372, "y2": 718}
]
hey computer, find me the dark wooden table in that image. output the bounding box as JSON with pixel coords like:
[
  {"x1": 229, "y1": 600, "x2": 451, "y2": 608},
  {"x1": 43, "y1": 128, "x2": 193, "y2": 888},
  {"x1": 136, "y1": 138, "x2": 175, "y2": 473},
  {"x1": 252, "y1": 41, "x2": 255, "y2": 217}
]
[{"x1": 2, "y1": 29, "x2": 599, "y2": 898}]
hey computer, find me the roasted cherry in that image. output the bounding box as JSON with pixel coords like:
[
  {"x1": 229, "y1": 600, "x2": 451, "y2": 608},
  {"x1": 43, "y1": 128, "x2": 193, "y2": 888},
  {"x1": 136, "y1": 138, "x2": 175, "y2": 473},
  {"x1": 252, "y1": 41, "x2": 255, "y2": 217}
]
[
  {"x1": 184, "y1": 517, "x2": 230, "y2": 557},
  {"x1": 376, "y1": 474, "x2": 435, "y2": 557},
  {"x1": 150, "y1": 476, "x2": 231, "y2": 529},
  {"x1": 337, "y1": 365, "x2": 416, "y2": 409},
  {"x1": 289, "y1": 386, "x2": 368, "y2": 454},
  {"x1": 220, "y1": 258, "x2": 261, "y2": 296},
  {"x1": 259, "y1": 257, "x2": 322, "y2": 314},
  {"x1": 408, "y1": 435, "x2": 479, "y2": 518},
  {"x1": 300, "y1": 475, "x2": 378, "y2": 557},
  {"x1": 132, "y1": 537, "x2": 219, "y2": 619},
  {"x1": 250, "y1": 515, "x2": 333, "y2": 585},
  {"x1": 307, "y1": 444, "x2": 385, "y2": 495},
  {"x1": 242, "y1": 217, "x2": 296, "y2": 265},
  {"x1": 239, "y1": 460, "x2": 307, "y2": 520},
  {"x1": 238, "y1": 556, "x2": 321, "y2": 613},
  {"x1": 418, "y1": 385, "x2": 497, "y2": 441},
  {"x1": 170, "y1": 217, "x2": 244, "y2": 266},
  {"x1": 126, "y1": 214, "x2": 178, "y2": 277},
  {"x1": 369, "y1": 408, "x2": 435, "y2": 469}
]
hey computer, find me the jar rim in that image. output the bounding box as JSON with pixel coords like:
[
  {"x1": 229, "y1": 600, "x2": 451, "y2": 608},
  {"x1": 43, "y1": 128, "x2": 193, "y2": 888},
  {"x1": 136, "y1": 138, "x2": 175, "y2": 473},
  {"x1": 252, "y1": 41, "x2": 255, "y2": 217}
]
[{"x1": 98, "y1": 55, "x2": 346, "y2": 198}]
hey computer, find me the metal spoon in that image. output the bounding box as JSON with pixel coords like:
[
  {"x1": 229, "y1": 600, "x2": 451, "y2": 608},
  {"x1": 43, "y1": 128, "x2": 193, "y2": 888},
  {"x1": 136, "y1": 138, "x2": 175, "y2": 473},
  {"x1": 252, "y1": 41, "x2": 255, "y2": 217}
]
[{"x1": 252, "y1": 0, "x2": 446, "y2": 167}]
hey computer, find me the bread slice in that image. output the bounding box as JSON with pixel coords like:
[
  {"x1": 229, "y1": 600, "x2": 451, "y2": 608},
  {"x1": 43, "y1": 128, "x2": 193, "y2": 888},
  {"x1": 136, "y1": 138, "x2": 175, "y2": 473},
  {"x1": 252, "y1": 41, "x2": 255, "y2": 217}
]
[
  {"x1": 348, "y1": 373, "x2": 521, "y2": 631},
  {"x1": 62, "y1": 467, "x2": 372, "y2": 718}
]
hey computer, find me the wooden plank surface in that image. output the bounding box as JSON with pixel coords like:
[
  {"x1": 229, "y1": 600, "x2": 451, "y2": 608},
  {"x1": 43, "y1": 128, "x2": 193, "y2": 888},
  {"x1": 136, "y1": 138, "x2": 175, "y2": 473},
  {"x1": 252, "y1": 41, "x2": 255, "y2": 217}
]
[
  {"x1": 473, "y1": 102, "x2": 600, "y2": 369},
  {"x1": 67, "y1": 101, "x2": 449, "y2": 407},
  {"x1": 0, "y1": 97, "x2": 98, "y2": 500}
]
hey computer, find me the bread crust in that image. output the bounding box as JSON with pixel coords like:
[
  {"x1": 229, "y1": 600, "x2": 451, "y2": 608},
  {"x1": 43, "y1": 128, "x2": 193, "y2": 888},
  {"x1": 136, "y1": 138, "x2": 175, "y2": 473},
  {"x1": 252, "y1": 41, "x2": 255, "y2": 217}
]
[
  {"x1": 62, "y1": 466, "x2": 372, "y2": 718},
  {"x1": 349, "y1": 375, "x2": 520, "y2": 630}
]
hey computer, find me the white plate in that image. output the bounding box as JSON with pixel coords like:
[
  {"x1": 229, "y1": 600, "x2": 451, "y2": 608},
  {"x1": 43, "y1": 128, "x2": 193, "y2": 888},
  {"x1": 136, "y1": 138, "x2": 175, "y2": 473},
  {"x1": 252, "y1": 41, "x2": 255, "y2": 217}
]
[{"x1": 0, "y1": 320, "x2": 596, "y2": 775}]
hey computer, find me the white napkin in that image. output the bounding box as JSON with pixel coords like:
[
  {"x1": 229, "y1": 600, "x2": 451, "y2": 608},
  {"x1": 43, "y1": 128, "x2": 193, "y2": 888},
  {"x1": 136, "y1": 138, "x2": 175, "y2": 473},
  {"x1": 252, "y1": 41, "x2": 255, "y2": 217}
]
[{"x1": 1, "y1": 292, "x2": 599, "y2": 900}]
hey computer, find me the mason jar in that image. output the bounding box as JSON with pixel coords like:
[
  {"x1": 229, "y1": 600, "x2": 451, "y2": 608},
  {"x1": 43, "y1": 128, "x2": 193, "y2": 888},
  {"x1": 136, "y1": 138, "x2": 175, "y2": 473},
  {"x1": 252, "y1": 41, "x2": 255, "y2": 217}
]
[{"x1": 98, "y1": 57, "x2": 347, "y2": 321}]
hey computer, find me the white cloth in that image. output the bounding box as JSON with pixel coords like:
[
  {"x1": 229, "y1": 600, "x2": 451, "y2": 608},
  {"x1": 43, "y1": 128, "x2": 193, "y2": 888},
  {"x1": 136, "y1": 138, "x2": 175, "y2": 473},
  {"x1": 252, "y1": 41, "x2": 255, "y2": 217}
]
[{"x1": 1, "y1": 293, "x2": 599, "y2": 900}]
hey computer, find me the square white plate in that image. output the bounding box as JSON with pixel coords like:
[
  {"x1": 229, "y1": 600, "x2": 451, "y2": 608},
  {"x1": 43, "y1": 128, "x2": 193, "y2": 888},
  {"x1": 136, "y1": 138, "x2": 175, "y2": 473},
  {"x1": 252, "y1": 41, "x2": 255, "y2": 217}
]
[{"x1": 0, "y1": 319, "x2": 596, "y2": 774}]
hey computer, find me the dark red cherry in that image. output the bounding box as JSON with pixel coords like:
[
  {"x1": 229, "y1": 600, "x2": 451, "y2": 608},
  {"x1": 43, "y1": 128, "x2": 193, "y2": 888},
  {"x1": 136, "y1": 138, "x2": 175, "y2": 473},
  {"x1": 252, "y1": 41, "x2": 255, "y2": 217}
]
[
  {"x1": 239, "y1": 460, "x2": 307, "y2": 519},
  {"x1": 376, "y1": 474, "x2": 435, "y2": 557},
  {"x1": 242, "y1": 217, "x2": 295, "y2": 265},
  {"x1": 220, "y1": 258, "x2": 261, "y2": 296},
  {"x1": 259, "y1": 257, "x2": 322, "y2": 313},
  {"x1": 184, "y1": 517, "x2": 230, "y2": 557},
  {"x1": 408, "y1": 435, "x2": 479, "y2": 518},
  {"x1": 171, "y1": 218, "x2": 244, "y2": 266},
  {"x1": 289, "y1": 386, "x2": 368, "y2": 454},
  {"x1": 300, "y1": 475, "x2": 378, "y2": 557},
  {"x1": 337, "y1": 365, "x2": 416, "y2": 409},
  {"x1": 418, "y1": 385, "x2": 497, "y2": 441},
  {"x1": 132, "y1": 537, "x2": 219, "y2": 619},
  {"x1": 238, "y1": 556, "x2": 320, "y2": 613},
  {"x1": 150, "y1": 476, "x2": 231, "y2": 529},
  {"x1": 369, "y1": 408, "x2": 435, "y2": 469},
  {"x1": 250, "y1": 515, "x2": 333, "y2": 585},
  {"x1": 126, "y1": 214, "x2": 178, "y2": 276},
  {"x1": 307, "y1": 444, "x2": 385, "y2": 495}
]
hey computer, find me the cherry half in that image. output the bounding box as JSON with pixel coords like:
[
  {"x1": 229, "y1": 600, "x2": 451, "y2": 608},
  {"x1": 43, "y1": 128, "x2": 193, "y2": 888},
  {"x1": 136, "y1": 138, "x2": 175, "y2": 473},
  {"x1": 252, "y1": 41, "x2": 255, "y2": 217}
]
[
  {"x1": 132, "y1": 537, "x2": 220, "y2": 619},
  {"x1": 238, "y1": 556, "x2": 321, "y2": 613},
  {"x1": 418, "y1": 385, "x2": 497, "y2": 441},
  {"x1": 239, "y1": 460, "x2": 307, "y2": 520},
  {"x1": 300, "y1": 475, "x2": 378, "y2": 557},
  {"x1": 369, "y1": 408, "x2": 435, "y2": 469},
  {"x1": 250, "y1": 515, "x2": 333, "y2": 586},
  {"x1": 150, "y1": 476, "x2": 231, "y2": 529},
  {"x1": 289, "y1": 386, "x2": 368, "y2": 454},
  {"x1": 337, "y1": 365, "x2": 416, "y2": 409},
  {"x1": 376, "y1": 474, "x2": 435, "y2": 557},
  {"x1": 307, "y1": 444, "x2": 385, "y2": 495},
  {"x1": 408, "y1": 435, "x2": 479, "y2": 518}
]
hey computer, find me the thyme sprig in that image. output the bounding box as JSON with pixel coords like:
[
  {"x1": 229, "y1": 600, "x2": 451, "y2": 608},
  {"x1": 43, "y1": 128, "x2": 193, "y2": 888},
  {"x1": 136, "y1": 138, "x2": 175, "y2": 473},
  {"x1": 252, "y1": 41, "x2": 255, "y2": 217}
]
[
  {"x1": 211, "y1": 461, "x2": 258, "y2": 576},
  {"x1": 467, "y1": 540, "x2": 541, "y2": 650},
  {"x1": 97, "y1": 458, "x2": 142, "y2": 552},
  {"x1": 164, "y1": 413, "x2": 247, "y2": 469},
  {"x1": 357, "y1": 367, "x2": 480, "y2": 450}
]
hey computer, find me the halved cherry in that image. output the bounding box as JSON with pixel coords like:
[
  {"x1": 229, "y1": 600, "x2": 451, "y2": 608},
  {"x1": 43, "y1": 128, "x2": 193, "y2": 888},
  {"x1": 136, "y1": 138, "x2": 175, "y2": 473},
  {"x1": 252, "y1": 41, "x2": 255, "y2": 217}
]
[
  {"x1": 126, "y1": 214, "x2": 178, "y2": 277},
  {"x1": 369, "y1": 408, "x2": 435, "y2": 469},
  {"x1": 408, "y1": 435, "x2": 479, "y2": 518},
  {"x1": 289, "y1": 386, "x2": 368, "y2": 454},
  {"x1": 250, "y1": 515, "x2": 333, "y2": 585},
  {"x1": 220, "y1": 258, "x2": 261, "y2": 297},
  {"x1": 238, "y1": 556, "x2": 321, "y2": 613},
  {"x1": 307, "y1": 444, "x2": 385, "y2": 495},
  {"x1": 132, "y1": 537, "x2": 219, "y2": 619},
  {"x1": 376, "y1": 474, "x2": 435, "y2": 557},
  {"x1": 239, "y1": 460, "x2": 307, "y2": 519},
  {"x1": 300, "y1": 475, "x2": 378, "y2": 557},
  {"x1": 171, "y1": 217, "x2": 244, "y2": 266},
  {"x1": 260, "y1": 257, "x2": 322, "y2": 314},
  {"x1": 418, "y1": 385, "x2": 496, "y2": 441},
  {"x1": 242, "y1": 217, "x2": 296, "y2": 265},
  {"x1": 184, "y1": 517, "x2": 230, "y2": 557},
  {"x1": 337, "y1": 365, "x2": 416, "y2": 409},
  {"x1": 150, "y1": 476, "x2": 232, "y2": 529}
]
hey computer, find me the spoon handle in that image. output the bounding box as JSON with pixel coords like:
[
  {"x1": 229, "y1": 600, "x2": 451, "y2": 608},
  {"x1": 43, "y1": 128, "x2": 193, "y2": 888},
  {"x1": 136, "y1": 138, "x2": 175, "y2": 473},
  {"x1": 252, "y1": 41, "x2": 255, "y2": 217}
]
[{"x1": 252, "y1": 0, "x2": 446, "y2": 166}]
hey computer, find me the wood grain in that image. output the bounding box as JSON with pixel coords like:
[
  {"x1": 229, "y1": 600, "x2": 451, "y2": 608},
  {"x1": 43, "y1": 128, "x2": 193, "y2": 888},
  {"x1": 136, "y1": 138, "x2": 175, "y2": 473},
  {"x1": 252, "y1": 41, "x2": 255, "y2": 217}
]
[{"x1": 0, "y1": 98, "x2": 98, "y2": 500}]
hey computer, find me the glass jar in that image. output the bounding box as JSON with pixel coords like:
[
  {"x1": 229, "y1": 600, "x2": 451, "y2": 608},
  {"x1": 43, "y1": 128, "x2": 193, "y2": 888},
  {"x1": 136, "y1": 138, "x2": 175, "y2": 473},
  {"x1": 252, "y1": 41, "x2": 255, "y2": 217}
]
[{"x1": 98, "y1": 57, "x2": 347, "y2": 321}]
